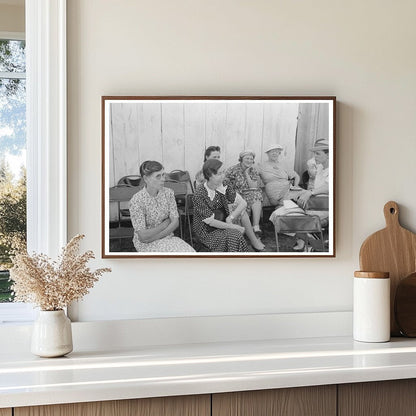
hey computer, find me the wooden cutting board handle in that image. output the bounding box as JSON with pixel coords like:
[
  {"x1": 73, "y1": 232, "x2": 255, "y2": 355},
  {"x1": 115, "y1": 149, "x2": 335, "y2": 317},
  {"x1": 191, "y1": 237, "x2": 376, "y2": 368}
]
[{"x1": 383, "y1": 201, "x2": 400, "y2": 229}]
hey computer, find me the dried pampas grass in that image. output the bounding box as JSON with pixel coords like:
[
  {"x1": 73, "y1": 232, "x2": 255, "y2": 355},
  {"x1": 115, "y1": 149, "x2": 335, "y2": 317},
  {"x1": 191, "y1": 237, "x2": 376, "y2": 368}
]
[{"x1": 10, "y1": 234, "x2": 111, "y2": 311}]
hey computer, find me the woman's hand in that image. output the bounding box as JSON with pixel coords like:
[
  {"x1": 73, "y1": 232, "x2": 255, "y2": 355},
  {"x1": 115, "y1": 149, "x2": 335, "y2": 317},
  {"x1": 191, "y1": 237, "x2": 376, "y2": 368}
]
[
  {"x1": 244, "y1": 167, "x2": 259, "y2": 189},
  {"x1": 208, "y1": 218, "x2": 245, "y2": 233},
  {"x1": 244, "y1": 166, "x2": 253, "y2": 175},
  {"x1": 297, "y1": 190, "x2": 312, "y2": 209},
  {"x1": 308, "y1": 165, "x2": 317, "y2": 179},
  {"x1": 231, "y1": 224, "x2": 245, "y2": 234},
  {"x1": 137, "y1": 217, "x2": 171, "y2": 243}
]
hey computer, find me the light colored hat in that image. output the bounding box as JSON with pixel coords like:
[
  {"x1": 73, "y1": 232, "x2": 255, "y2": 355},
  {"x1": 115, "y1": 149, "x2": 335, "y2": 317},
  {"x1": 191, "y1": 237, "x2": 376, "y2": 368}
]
[
  {"x1": 265, "y1": 143, "x2": 284, "y2": 153},
  {"x1": 310, "y1": 138, "x2": 329, "y2": 151},
  {"x1": 239, "y1": 149, "x2": 256, "y2": 160}
]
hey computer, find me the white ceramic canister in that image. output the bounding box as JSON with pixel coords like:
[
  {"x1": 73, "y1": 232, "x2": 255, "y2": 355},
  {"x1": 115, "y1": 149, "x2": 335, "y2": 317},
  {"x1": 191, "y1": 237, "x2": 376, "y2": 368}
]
[{"x1": 353, "y1": 271, "x2": 390, "y2": 343}]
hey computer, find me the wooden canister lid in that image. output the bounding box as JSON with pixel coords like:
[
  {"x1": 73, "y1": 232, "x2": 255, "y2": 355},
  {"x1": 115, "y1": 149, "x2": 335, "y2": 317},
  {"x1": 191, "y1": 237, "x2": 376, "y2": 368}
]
[{"x1": 354, "y1": 271, "x2": 389, "y2": 279}]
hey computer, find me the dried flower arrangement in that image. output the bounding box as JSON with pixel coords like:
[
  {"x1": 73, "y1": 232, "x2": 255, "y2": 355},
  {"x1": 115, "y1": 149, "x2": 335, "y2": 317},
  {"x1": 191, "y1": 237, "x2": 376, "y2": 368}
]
[{"x1": 10, "y1": 234, "x2": 111, "y2": 311}]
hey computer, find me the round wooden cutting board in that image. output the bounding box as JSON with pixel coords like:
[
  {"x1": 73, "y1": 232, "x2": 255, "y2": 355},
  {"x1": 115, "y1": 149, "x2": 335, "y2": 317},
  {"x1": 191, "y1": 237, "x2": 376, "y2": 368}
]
[
  {"x1": 359, "y1": 201, "x2": 416, "y2": 336},
  {"x1": 395, "y1": 272, "x2": 416, "y2": 337}
]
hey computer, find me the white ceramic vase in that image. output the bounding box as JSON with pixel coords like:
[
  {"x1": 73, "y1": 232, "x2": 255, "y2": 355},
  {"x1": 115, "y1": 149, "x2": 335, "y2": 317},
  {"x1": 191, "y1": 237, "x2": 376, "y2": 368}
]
[{"x1": 31, "y1": 310, "x2": 73, "y2": 357}]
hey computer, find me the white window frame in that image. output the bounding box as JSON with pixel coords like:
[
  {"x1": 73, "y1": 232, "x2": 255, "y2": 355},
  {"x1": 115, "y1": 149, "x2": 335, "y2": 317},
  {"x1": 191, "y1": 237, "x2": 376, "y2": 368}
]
[
  {"x1": 0, "y1": 0, "x2": 67, "y2": 323},
  {"x1": 0, "y1": 31, "x2": 32, "y2": 323}
]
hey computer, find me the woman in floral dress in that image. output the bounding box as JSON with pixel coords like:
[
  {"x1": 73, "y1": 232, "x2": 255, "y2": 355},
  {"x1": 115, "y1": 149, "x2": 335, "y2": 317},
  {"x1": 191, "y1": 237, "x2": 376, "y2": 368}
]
[
  {"x1": 129, "y1": 161, "x2": 195, "y2": 253},
  {"x1": 224, "y1": 150, "x2": 263, "y2": 234}
]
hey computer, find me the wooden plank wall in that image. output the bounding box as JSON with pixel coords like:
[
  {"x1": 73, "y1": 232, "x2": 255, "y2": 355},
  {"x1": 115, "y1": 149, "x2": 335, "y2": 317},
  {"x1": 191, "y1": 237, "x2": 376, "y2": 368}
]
[
  {"x1": 108, "y1": 102, "x2": 303, "y2": 187},
  {"x1": 294, "y1": 103, "x2": 329, "y2": 176}
]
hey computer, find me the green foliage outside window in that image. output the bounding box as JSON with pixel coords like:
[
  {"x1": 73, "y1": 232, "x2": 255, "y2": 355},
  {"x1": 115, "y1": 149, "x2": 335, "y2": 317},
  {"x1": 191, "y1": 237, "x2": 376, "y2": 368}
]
[{"x1": 0, "y1": 163, "x2": 26, "y2": 302}]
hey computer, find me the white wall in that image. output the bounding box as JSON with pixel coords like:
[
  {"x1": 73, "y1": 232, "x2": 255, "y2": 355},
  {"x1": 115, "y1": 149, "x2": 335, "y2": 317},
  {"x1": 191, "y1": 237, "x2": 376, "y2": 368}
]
[
  {"x1": 67, "y1": 0, "x2": 416, "y2": 322},
  {"x1": 0, "y1": 3, "x2": 24, "y2": 33}
]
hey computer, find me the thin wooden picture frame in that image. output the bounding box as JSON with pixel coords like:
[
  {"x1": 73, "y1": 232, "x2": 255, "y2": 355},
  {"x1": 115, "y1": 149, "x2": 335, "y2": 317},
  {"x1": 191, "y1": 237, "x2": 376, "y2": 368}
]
[{"x1": 102, "y1": 96, "x2": 336, "y2": 258}]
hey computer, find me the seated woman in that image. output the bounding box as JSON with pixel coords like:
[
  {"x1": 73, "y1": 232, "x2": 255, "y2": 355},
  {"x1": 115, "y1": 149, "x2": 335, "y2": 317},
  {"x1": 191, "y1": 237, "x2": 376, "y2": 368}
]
[
  {"x1": 194, "y1": 146, "x2": 258, "y2": 235},
  {"x1": 195, "y1": 145, "x2": 221, "y2": 188},
  {"x1": 296, "y1": 139, "x2": 329, "y2": 210},
  {"x1": 129, "y1": 160, "x2": 195, "y2": 253},
  {"x1": 224, "y1": 150, "x2": 263, "y2": 234},
  {"x1": 304, "y1": 158, "x2": 318, "y2": 190},
  {"x1": 293, "y1": 139, "x2": 330, "y2": 251},
  {"x1": 258, "y1": 144, "x2": 300, "y2": 207},
  {"x1": 193, "y1": 159, "x2": 265, "y2": 252}
]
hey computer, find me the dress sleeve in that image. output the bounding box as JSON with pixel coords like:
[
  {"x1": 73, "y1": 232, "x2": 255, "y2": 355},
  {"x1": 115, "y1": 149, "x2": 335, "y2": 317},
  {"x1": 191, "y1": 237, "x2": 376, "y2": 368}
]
[
  {"x1": 193, "y1": 189, "x2": 215, "y2": 222},
  {"x1": 195, "y1": 170, "x2": 204, "y2": 187},
  {"x1": 225, "y1": 185, "x2": 236, "y2": 204},
  {"x1": 166, "y1": 188, "x2": 179, "y2": 219},
  {"x1": 129, "y1": 193, "x2": 146, "y2": 232},
  {"x1": 250, "y1": 166, "x2": 263, "y2": 187},
  {"x1": 224, "y1": 166, "x2": 235, "y2": 187}
]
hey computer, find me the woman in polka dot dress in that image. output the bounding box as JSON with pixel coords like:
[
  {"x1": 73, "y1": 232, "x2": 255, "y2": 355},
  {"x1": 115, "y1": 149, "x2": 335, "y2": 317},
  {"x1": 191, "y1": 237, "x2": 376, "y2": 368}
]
[{"x1": 193, "y1": 159, "x2": 265, "y2": 252}]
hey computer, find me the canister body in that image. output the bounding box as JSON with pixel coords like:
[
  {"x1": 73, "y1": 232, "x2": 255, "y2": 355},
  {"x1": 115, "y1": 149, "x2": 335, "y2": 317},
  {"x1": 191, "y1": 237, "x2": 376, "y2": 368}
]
[{"x1": 353, "y1": 271, "x2": 390, "y2": 343}]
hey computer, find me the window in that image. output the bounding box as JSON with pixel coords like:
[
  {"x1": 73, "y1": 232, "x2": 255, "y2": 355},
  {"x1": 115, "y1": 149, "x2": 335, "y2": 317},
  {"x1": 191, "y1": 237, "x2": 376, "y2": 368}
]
[
  {"x1": 0, "y1": 0, "x2": 67, "y2": 324},
  {"x1": 0, "y1": 32, "x2": 34, "y2": 322},
  {"x1": 0, "y1": 35, "x2": 26, "y2": 306}
]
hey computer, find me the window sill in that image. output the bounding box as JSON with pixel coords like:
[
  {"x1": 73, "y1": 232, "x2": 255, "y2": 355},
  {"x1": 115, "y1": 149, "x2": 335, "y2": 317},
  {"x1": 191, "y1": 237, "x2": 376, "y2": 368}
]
[{"x1": 0, "y1": 303, "x2": 36, "y2": 324}]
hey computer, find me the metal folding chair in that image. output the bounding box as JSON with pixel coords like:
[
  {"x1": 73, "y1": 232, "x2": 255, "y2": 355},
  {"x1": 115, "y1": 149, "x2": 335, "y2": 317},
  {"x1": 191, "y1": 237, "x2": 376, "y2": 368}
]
[
  {"x1": 109, "y1": 185, "x2": 139, "y2": 247},
  {"x1": 306, "y1": 194, "x2": 329, "y2": 211},
  {"x1": 166, "y1": 170, "x2": 194, "y2": 193},
  {"x1": 272, "y1": 214, "x2": 324, "y2": 252},
  {"x1": 117, "y1": 175, "x2": 142, "y2": 187},
  {"x1": 164, "y1": 180, "x2": 189, "y2": 241}
]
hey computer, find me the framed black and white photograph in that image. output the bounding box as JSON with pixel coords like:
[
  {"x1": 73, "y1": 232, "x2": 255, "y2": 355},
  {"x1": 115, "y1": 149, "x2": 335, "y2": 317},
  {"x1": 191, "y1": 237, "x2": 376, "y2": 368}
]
[{"x1": 102, "y1": 96, "x2": 336, "y2": 258}]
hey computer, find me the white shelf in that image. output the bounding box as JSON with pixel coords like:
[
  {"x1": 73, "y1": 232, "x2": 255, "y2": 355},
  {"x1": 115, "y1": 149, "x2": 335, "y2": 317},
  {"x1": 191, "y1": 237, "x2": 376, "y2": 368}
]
[{"x1": 2, "y1": 335, "x2": 416, "y2": 408}]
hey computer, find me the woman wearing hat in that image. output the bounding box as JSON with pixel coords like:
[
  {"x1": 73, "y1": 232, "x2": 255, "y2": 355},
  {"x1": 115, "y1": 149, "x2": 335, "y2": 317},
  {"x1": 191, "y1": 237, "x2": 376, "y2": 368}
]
[
  {"x1": 224, "y1": 150, "x2": 263, "y2": 234},
  {"x1": 258, "y1": 144, "x2": 300, "y2": 207},
  {"x1": 293, "y1": 139, "x2": 330, "y2": 251},
  {"x1": 296, "y1": 139, "x2": 329, "y2": 209}
]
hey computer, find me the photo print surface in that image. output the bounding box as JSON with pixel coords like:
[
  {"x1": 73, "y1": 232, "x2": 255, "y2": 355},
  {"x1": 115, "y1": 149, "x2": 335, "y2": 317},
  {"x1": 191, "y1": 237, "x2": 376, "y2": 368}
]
[{"x1": 102, "y1": 97, "x2": 335, "y2": 258}]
